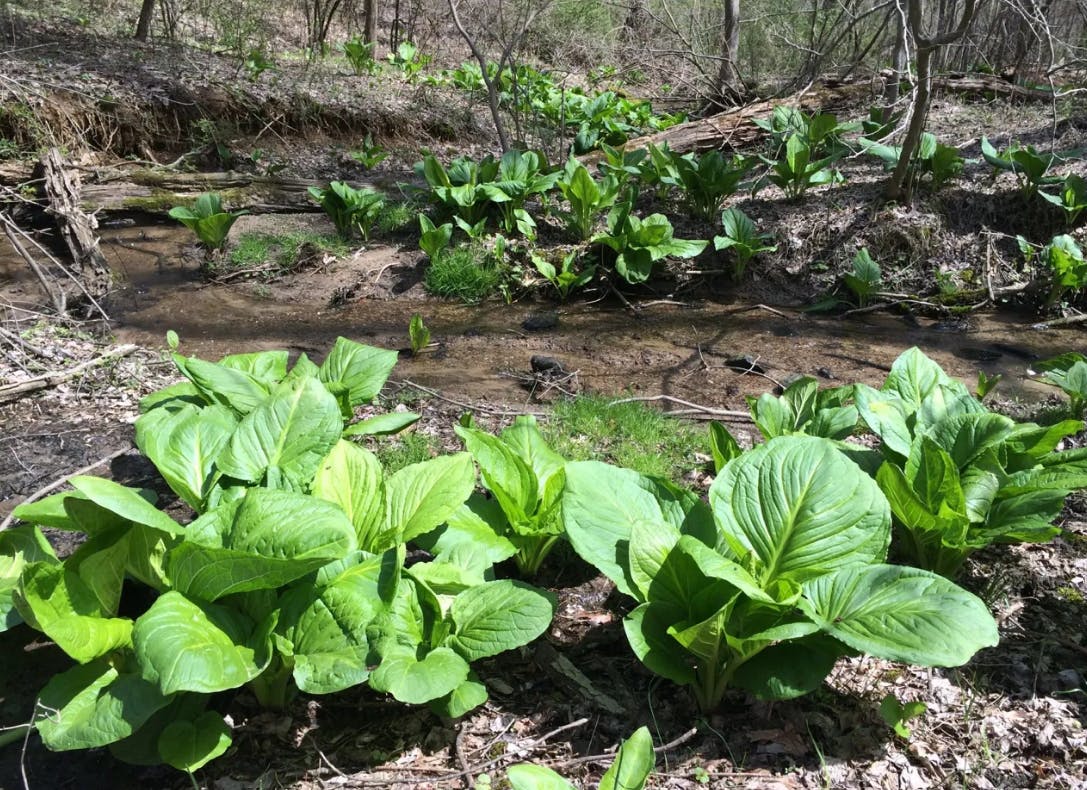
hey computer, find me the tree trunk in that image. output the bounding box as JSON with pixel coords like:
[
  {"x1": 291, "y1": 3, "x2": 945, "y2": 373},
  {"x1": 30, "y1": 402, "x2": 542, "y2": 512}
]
[
  {"x1": 714, "y1": 0, "x2": 743, "y2": 105},
  {"x1": 885, "y1": 11, "x2": 908, "y2": 110},
  {"x1": 134, "y1": 0, "x2": 156, "y2": 41},
  {"x1": 885, "y1": 0, "x2": 977, "y2": 202},
  {"x1": 363, "y1": 0, "x2": 378, "y2": 45}
]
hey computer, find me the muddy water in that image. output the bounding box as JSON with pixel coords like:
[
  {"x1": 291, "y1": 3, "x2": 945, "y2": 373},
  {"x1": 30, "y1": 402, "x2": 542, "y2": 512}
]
[{"x1": 69, "y1": 224, "x2": 1087, "y2": 407}]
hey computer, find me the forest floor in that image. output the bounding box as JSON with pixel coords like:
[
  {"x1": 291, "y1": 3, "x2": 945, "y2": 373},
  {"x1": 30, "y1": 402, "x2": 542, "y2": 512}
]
[{"x1": 1, "y1": 7, "x2": 1086, "y2": 789}]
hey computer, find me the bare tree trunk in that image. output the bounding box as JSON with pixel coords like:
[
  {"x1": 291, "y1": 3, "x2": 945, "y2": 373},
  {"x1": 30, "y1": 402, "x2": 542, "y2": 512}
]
[
  {"x1": 715, "y1": 0, "x2": 743, "y2": 104},
  {"x1": 364, "y1": 0, "x2": 378, "y2": 45},
  {"x1": 134, "y1": 0, "x2": 155, "y2": 41},
  {"x1": 886, "y1": 0, "x2": 978, "y2": 202},
  {"x1": 886, "y1": 6, "x2": 909, "y2": 110}
]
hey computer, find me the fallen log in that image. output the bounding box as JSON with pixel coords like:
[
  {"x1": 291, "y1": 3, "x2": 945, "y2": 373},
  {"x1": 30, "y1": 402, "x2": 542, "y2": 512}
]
[
  {"x1": 41, "y1": 148, "x2": 111, "y2": 297},
  {"x1": 76, "y1": 168, "x2": 411, "y2": 215},
  {"x1": 584, "y1": 80, "x2": 878, "y2": 160},
  {"x1": 930, "y1": 72, "x2": 1055, "y2": 101}
]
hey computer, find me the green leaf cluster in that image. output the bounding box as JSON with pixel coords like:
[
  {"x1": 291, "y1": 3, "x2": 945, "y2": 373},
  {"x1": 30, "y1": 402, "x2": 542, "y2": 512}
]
[
  {"x1": 1033, "y1": 352, "x2": 1087, "y2": 418},
  {"x1": 1, "y1": 337, "x2": 557, "y2": 773},
  {"x1": 562, "y1": 435, "x2": 998, "y2": 711},
  {"x1": 450, "y1": 416, "x2": 568, "y2": 576},
  {"x1": 308, "y1": 181, "x2": 386, "y2": 241},
  {"x1": 713, "y1": 207, "x2": 776, "y2": 281},
  {"x1": 593, "y1": 200, "x2": 707, "y2": 284},
  {"x1": 168, "y1": 193, "x2": 248, "y2": 251},
  {"x1": 856, "y1": 347, "x2": 1085, "y2": 576},
  {"x1": 860, "y1": 132, "x2": 963, "y2": 190}
]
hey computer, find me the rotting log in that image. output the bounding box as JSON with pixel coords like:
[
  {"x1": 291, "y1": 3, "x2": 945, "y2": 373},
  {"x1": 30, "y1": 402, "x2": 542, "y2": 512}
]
[
  {"x1": 41, "y1": 148, "x2": 111, "y2": 297},
  {"x1": 928, "y1": 72, "x2": 1056, "y2": 101}
]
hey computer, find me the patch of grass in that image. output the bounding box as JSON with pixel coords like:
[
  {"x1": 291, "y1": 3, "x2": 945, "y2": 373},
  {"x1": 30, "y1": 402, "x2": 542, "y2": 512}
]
[
  {"x1": 226, "y1": 231, "x2": 349, "y2": 271},
  {"x1": 376, "y1": 201, "x2": 416, "y2": 235},
  {"x1": 371, "y1": 432, "x2": 438, "y2": 474},
  {"x1": 545, "y1": 394, "x2": 707, "y2": 481},
  {"x1": 424, "y1": 244, "x2": 503, "y2": 302},
  {"x1": 229, "y1": 233, "x2": 276, "y2": 267}
]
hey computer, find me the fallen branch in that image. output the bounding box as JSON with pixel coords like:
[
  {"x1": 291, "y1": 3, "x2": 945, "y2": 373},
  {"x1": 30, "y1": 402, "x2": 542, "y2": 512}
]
[
  {"x1": 392, "y1": 379, "x2": 547, "y2": 417},
  {"x1": 607, "y1": 394, "x2": 750, "y2": 419},
  {"x1": 2, "y1": 217, "x2": 65, "y2": 315},
  {"x1": 1032, "y1": 312, "x2": 1087, "y2": 329},
  {"x1": 0, "y1": 344, "x2": 138, "y2": 402},
  {"x1": 0, "y1": 444, "x2": 133, "y2": 531}
]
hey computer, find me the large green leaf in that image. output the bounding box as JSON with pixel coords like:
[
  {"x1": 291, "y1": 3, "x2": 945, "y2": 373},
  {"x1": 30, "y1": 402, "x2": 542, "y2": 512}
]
[
  {"x1": 170, "y1": 489, "x2": 356, "y2": 601},
  {"x1": 623, "y1": 602, "x2": 696, "y2": 686},
  {"x1": 36, "y1": 660, "x2": 172, "y2": 751},
  {"x1": 507, "y1": 764, "x2": 578, "y2": 790},
  {"x1": 133, "y1": 591, "x2": 271, "y2": 695},
  {"x1": 800, "y1": 564, "x2": 998, "y2": 666},
  {"x1": 70, "y1": 477, "x2": 183, "y2": 537},
  {"x1": 0, "y1": 525, "x2": 57, "y2": 630},
  {"x1": 854, "y1": 385, "x2": 912, "y2": 458},
  {"x1": 709, "y1": 437, "x2": 890, "y2": 585},
  {"x1": 455, "y1": 424, "x2": 537, "y2": 528},
  {"x1": 135, "y1": 403, "x2": 237, "y2": 510},
  {"x1": 731, "y1": 635, "x2": 844, "y2": 700},
  {"x1": 369, "y1": 645, "x2": 469, "y2": 704},
  {"x1": 448, "y1": 580, "x2": 555, "y2": 661},
  {"x1": 276, "y1": 560, "x2": 388, "y2": 694},
  {"x1": 218, "y1": 350, "x2": 288, "y2": 386},
  {"x1": 313, "y1": 440, "x2": 389, "y2": 552},
  {"x1": 924, "y1": 412, "x2": 1016, "y2": 471},
  {"x1": 176, "y1": 354, "x2": 269, "y2": 415},
  {"x1": 431, "y1": 672, "x2": 489, "y2": 718},
  {"x1": 385, "y1": 453, "x2": 476, "y2": 543},
  {"x1": 216, "y1": 376, "x2": 343, "y2": 488},
  {"x1": 158, "y1": 712, "x2": 232, "y2": 772},
  {"x1": 318, "y1": 337, "x2": 398, "y2": 407},
  {"x1": 418, "y1": 494, "x2": 518, "y2": 566},
  {"x1": 499, "y1": 415, "x2": 567, "y2": 523},
  {"x1": 15, "y1": 562, "x2": 133, "y2": 662},
  {"x1": 562, "y1": 461, "x2": 670, "y2": 598}
]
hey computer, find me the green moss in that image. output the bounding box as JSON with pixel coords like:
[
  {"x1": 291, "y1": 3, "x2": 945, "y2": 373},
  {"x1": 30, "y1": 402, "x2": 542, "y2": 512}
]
[{"x1": 1057, "y1": 586, "x2": 1085, "y2": 604}]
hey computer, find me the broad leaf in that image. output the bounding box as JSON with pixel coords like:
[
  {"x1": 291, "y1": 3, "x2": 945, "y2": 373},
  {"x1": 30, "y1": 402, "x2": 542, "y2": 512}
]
[
  {"x1": 318, "y1": 337, "x2": 398, "y2": 407},
  {"x1": 133, "y1": 591, "x2": 271, "y2": 695},
  {"x1": 36, "y1": 660, "x2": 172, "y2": 751},
  {"x1": 158, "y1": 712, "x2": 232, "y2": 772},
  {"x1": 800, "y1": 564, "x2": 998, "y2": 666},
  {"x1": 313, "y1": 440, "x2": 388, "y2": 552},
  {"x1": 170, "y1": 489, "x2": 356, "y2": 601},
  {"x1": 385, "y1": 453, "x2": 476, "y2": 543},
  {"x1": 448, "y1": 580, "x2": 555, "y2": 661},
  {"x1": 709, "y1": 437, "x2": 890, "y2": 584},
  {"x1": 369, "y1": 645, "x2": 469, "y2": 704},
  {"x1": 216, "y1": 376, "x2": 343, "y2": 488}
]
